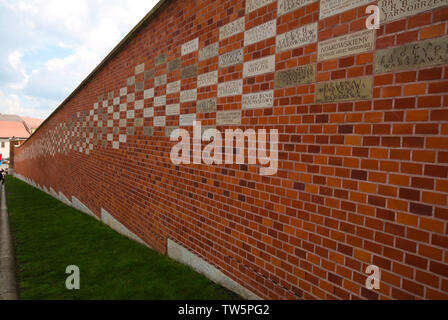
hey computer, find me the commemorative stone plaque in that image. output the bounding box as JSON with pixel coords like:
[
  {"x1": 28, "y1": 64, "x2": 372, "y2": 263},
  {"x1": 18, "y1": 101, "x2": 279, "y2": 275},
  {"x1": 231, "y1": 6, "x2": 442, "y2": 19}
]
[
  {"x1": 278, "y1": 0, "x2": 316, "y2": 16},
  {"x1": 166, "y1": 104, "x2": 180, "y2": 116},
  {"x1": 155, "y1": 74, "x2": 167, "y2": 87},
  {"x1": 198, "y1": 71, "x2": 218, "y2": 88},
  {"x1": 318, "y1": 29, "x2": 375, "y2": 61},
  {"x1": 143, "y1": 127, "x2": 154, "y2": 137},
  {"x1": 154, "y1": 116, "x2": 166, "y2": 127},
  {"x1": 182, "y1": 38, "x2": 199, "y2": 56},
  {"x1": 246, "y1": 0, "x2": 276, "y2": 13},
  {"x1": 180, "y1": 89, "x2": 197, "y2": 103},
  {"x1": 165, "y1": 126, "x2": 178, "y2": 137},
  {"x1": 219, "y1": 48, "x2": 244, "y2": 69},
  {"x1": 144, "y1": 107, "x2": 154, "y2": 118},
  {"x1": 155, "y1": 53, "x2": 167, "y2": 66},
  {"x1": 379, "y1": 0, "x2": 448, "y2": 23},
  {"x1": 167, "y1": 58, "x2": 181, "y2": 72},
  {"x1": 244, "y1": 20, "x2": 277, "y2": 46},
  {"x1": 181, "y1": 64, "x2": 198, "y2": 79},
  {"x1": 197, "y1": 99, "x2": 217, "y2": 113},
  {"x1": 218, "y1": 79, "x2": 243, "y2": 97},
  {"x1": 242, "y1": 91, "x2": 274, "y2": 109},
  {"x1": 120, "y1": 88, "x2": 127, "y2": 96},
  {"x1": 144, "y1": 69, "x2": 155, "y2": 80},
  {"x1": 180, "y1": 114, "x2": 197, "y2": 126},
  {"x1": 144, "y1": 88, "x2": 155, "y2": 99},
  {"x1": 127, "y1": 76, "x2": 135, "y2": 86},
  {"x1": 319, "y1": 0, "x2": 371, "y2": 19},
  {"x1": 274, "y1": 64, "x2": 316, "y2": 88},
  {"x1": 166, "y1": 81, "x2": 181, "y2": 94},
  {"x1": 135, "y1": 63, "x2": 145, "y2": 74},
  {"x1": 375, "y1": 36, "x2": 448, "y2": 73},
  {"x1": 154, "y1": 95, "x2": 166, "y2": 107},
  {"x1": 217, "y1": 111, "x2": 242, "y2": 125},
  {"x1": 135, "y1": 82, "x2": 144, "y2": 92},
  {"x1": 276, "y1": 22, "x2": 318, "y2": 52},
  {"x1": 220, "y1": 17, "x2": 245, "y2": 41},
  {"x1": 243, "y1": 55, "x2": 276, "y2": 78},
  {"x1": 135, "y1": 100, "x2": 144, "y2": 110},
  {"x1": 316, "y1": 77, "x2": 372, "y2": 103},
  {"x1": 199, "y1": 43, "x2": 219, "y2": 61}
]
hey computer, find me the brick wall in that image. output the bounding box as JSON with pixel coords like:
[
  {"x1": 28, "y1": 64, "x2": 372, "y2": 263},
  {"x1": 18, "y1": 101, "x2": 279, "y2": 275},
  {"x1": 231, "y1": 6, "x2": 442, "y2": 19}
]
[{"x1": 13, "y1": 0, "x2": 448, "y2": 299}]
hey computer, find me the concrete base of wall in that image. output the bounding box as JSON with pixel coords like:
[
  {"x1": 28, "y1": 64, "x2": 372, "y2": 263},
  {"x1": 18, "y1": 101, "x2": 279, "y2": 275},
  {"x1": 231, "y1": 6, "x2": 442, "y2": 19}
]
[
  {"x1": 101, "y1": 208, "x2": 149, "y2": 248},
  {"x1": 167, "y1": 239, "x2": 261, "y2": 300}
]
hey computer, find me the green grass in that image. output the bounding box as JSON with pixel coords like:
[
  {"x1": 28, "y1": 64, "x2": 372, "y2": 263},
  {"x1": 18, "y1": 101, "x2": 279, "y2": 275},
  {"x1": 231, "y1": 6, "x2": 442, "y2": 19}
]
[{"x1": 5, "y1": 177, "x2": 239, "y2": 300}]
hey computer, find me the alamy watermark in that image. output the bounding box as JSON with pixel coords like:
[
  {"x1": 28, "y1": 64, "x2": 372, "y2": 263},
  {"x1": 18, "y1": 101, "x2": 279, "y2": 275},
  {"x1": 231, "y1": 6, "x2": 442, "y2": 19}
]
[
  {"x1": 366, "y1": 5, "x2": 380, "y2": 30},
  {"x1": 170, "y1": 121, "x2": 279, "y2": 176},
  {"x1": 66, "y1": 265, "x2": 80, "y2": 290}
]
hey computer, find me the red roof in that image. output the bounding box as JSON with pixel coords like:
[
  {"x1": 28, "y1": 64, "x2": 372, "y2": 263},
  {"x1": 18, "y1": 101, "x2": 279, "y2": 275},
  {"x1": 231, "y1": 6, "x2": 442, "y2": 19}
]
[
  {"x1": 0, "y1": 121, "x2": 30, "y2": 138},
  {"x1": 21, "y1": 117, "x2": 43, "y2": 130}
]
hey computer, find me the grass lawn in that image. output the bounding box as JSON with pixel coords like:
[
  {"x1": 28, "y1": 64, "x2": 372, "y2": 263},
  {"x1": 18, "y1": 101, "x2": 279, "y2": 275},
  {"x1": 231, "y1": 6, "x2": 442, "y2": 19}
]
[{"x1": 5, "y1": 176, "x2": 239, "y2": 300}]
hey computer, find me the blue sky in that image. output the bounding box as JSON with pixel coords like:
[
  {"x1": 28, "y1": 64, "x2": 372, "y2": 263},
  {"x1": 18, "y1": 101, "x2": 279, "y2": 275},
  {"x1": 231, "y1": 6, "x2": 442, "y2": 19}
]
[{"x1": 0, "y1": 0, "x2": 159, "y2": 119}]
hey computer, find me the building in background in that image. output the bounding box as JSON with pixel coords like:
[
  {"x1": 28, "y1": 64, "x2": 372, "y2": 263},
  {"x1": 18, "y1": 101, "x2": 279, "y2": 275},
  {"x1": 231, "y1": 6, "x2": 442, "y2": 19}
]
[{"x1": 0, "y1": 114, "x2": 42, "y2": 167}]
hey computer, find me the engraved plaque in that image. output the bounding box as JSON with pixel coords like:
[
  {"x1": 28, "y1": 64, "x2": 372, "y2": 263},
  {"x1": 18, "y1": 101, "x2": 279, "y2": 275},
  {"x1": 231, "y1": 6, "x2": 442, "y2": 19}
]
[
  {"x1": 319, "y1": 0, "x2": 371, "y2": 19},
  {"x1": 127, "y1": 93, "x2": 135, "y2": 103},
  {"x1": 154, "y1": 95, "x2": 166, "y2": 107},
  {"x1": 199, "y1": 43, "x2": 219, "y2": 61},
  {"x1": 242, "y1": 91, "x2": 274, "y2": 109},
  {"x1": 218, "y1": 79, "x2": 243, "y2": 97},
  {"x1": 217, "y1": 111, "x2": 242, "y2": 125},
  {"x1": 144, "y1": 107, "x2": 154, "y2": 118},
  {"x1": 135, "y1": 63, "x2": 145, "y2": 74},
  {"x1": 182, "y1": 38, "x2": 199, "y2": 56},
  {"x1": 144, "y1": 68, "x2": 155, "y2": 80},
  {"x1": 166, "y1": 104, "x2": 180, "y2": 116},
  {"x1": 243, "y1": 55, "x2": 276, "y2": 78},
  {"x1": 143, "y1": 127, "x2": 154, "y2": 137},
  {"x1": 316, "y1": 77, "x2": 372, "y2": 103},
  {"x1": 135, "y1": 81, "x2": 144, "y2": 92},
  {"x1": 120, "y1": 87, "x2": 127, "y2": 97},
  {"x1": 143, "y1": 88, "x2": 154, "y2": 99},
  {"x1": 219, "y1": 48, "x2": 244, "y2": 68},
  {"x1": 135, "y1": 100, "x2": 144, "y2": 110},
  {"x1": 167, "y1": 58, "x2": 181, "y2": 72},
  {"x1": 198, "y1": 71, "x2": 218, "y2": 88},
  {"x1": 165, "y1": 126, "x2": 179, "y2": 137},
  {"x1": 166, "y1": 80, "x2": 181, "y2": 94},
  {"x1": 197, "y1": 99, "x2": 217, "y2": 113},
  {"x1": 180, "y1": 89, "x2": 197, "y2": 103},
  {"x1": 220, "y1": 17, "x2": 245, "y2": 41},
  {"x1": 127, "y1": 76, "x2": 135, "y2": 86},
  {"x1": 154, "y1": 116, "x2": 166, "y2": 127},
  {"x1": 278, "y1": 0, "x2": 316, "y2": 16},
  {"x1": 318, "y1": 29, "x2": 375, "y2": 61},
  {"x1": 134, "y1": 118, "x2": 144, "y2": 127},
  {"x1": 180, "y1": 114, "x2": 197, "y2": 126},
  {"x1": 144, "y1": 88, "x2": 155, "y2": 99},
  {"x1": 274, "y1": 64, "x2": 316, "y2": 88},
  {"x1": 155, "y1": 74, "x2": 167, "y2": 87},
  {"x1": 276, "y1": 22, "x2": 318, "y2": 52},
  {"x1": 181, "y1": 64, "x2": 198, "y2": 79},
  {"x1": 375, "y1": 36, "x2": 448, "y2": 73},
  {"x1": 244, "y1": 20, "x2": 277, "y2": 46},
  {"x1": 379, "y1": 0, "x2": 448, "y2": 23},
  {"x1": 246, "y1": 0, "x2": 276, "y2": 13},
  {"x1": 155, "y1": 53, "x2": 167, "y2": 66}
]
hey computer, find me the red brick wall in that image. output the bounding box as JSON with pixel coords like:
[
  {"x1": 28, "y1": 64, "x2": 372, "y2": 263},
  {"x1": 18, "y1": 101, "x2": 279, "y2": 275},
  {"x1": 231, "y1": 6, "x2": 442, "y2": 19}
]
[{"x1": 14, "y1": 0, "x2": 448, "y2": 299}]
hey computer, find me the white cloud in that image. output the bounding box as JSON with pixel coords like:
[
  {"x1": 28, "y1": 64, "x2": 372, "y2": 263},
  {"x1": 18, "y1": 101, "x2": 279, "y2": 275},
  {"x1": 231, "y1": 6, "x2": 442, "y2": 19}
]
[{"x1": 0, "y1": 0, "x2": 159, "y2": 119}]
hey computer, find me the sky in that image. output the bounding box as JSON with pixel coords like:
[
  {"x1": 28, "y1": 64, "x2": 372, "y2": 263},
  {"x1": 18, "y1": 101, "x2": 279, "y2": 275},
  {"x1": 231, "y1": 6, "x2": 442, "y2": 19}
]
[{"x1": 0, "y1": 0, "x2": 160, "y2": 120}]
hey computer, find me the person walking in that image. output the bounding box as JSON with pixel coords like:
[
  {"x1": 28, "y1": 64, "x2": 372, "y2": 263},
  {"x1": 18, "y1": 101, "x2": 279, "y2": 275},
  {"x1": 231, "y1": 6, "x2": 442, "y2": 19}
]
[{"x1": 0, "y1": 168, "x2": 5, "y2": 185}]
